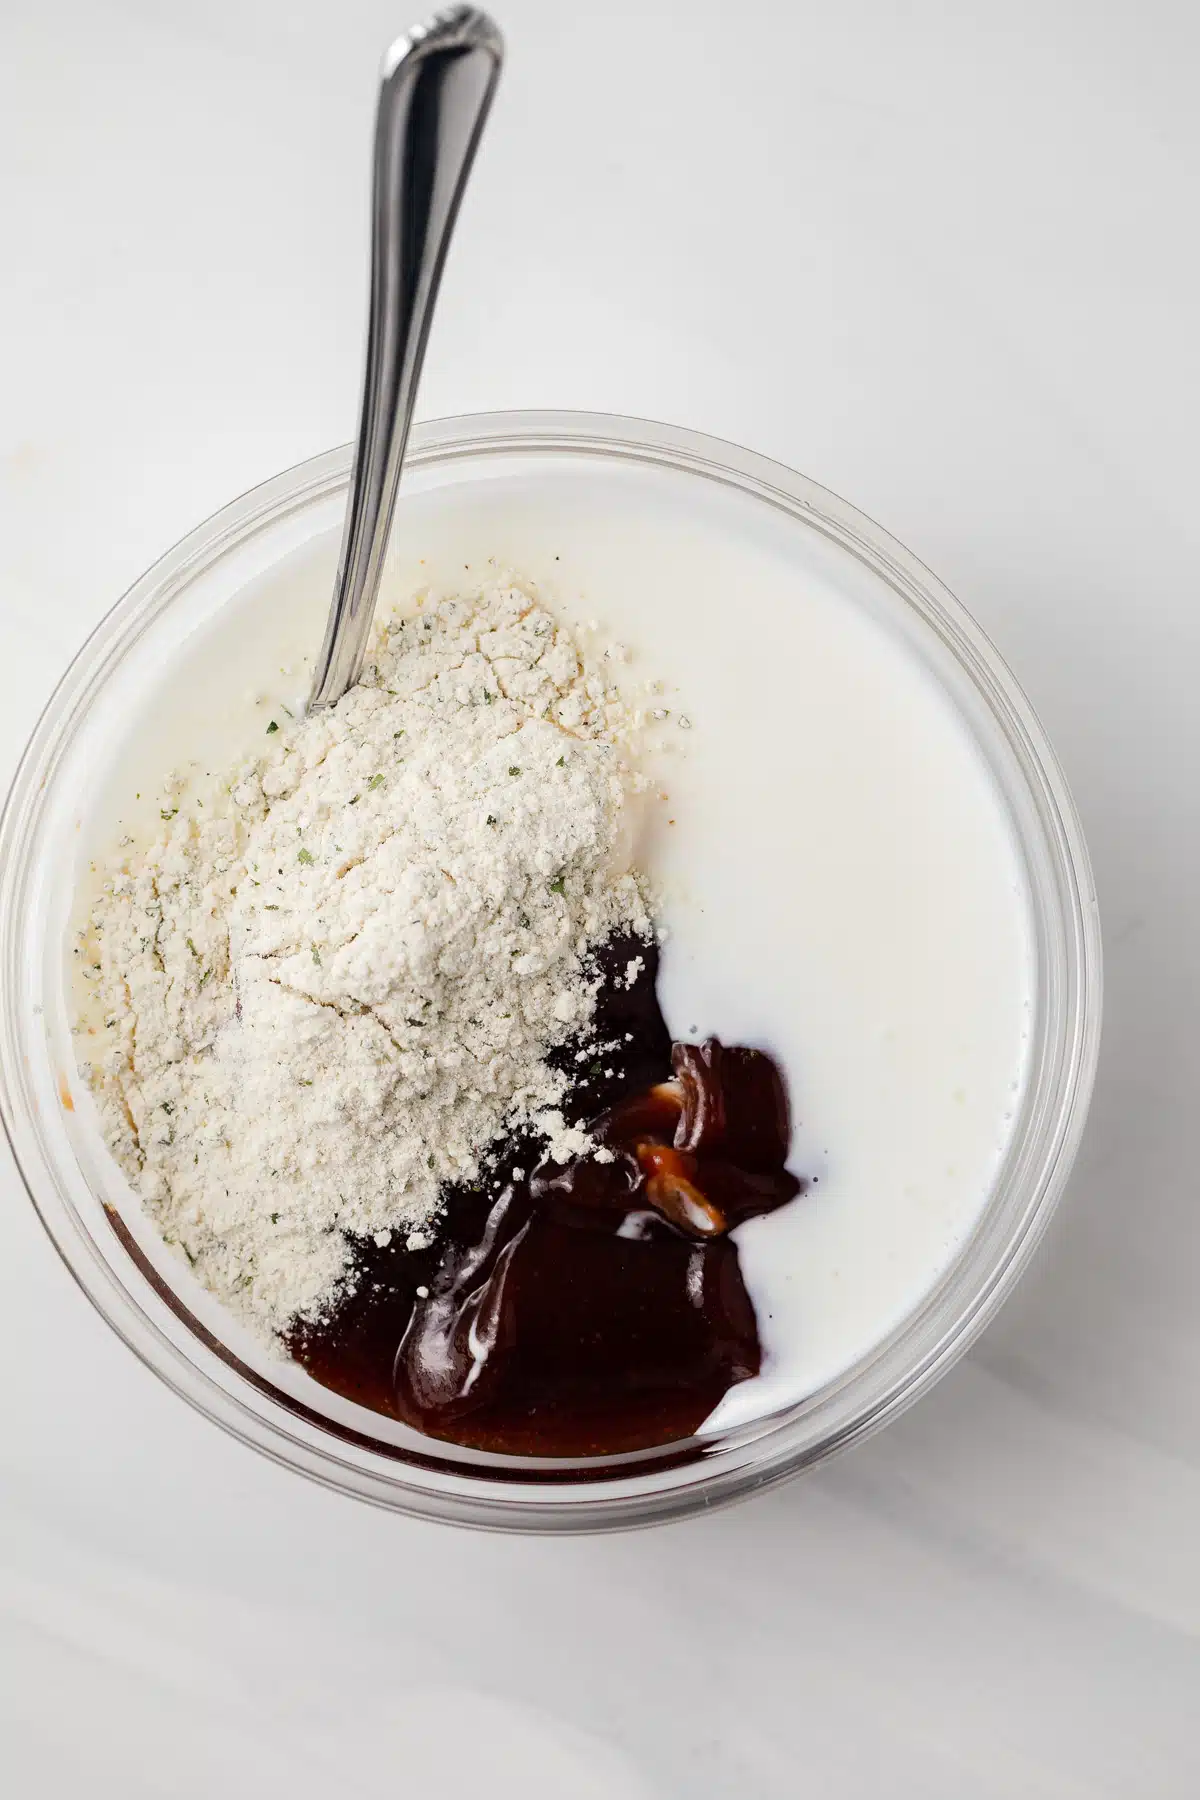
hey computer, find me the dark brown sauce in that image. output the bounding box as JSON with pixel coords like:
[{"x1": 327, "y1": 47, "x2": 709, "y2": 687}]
[{"x1": 289, "y1": 938, "x2": 802, "y2": 1456}]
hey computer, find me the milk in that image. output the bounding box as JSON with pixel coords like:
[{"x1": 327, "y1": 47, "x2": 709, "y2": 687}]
[{"x1": 76, "y1": 456, "x2": 1034, "y2": 1431}]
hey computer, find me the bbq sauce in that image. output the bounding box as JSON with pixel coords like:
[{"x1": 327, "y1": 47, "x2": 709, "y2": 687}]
[{"x1": 289, "y1": 937, "x2": 802, "y2": 1456}]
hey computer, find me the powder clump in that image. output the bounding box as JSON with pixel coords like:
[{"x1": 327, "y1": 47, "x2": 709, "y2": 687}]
[{"x1": 81, "y1": 581, "x2": 651, "y2": 1338}]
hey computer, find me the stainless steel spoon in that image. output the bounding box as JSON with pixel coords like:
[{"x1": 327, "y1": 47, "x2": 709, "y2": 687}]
[{"x1": 308, "y1": 9, "x2": 504, "y2": 711}]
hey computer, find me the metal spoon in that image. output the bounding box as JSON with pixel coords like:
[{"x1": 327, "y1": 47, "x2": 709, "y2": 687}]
[{"x1": 308, "y1": 9, "x2": 504, "y2": 711}]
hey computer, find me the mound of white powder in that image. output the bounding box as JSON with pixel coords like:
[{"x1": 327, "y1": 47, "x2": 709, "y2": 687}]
[{"x1": 80, "y1": 581, "x2": 653, "y2": 1338}]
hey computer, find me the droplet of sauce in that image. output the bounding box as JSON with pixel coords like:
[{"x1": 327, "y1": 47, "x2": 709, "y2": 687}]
[{"x1": 290, "y1": 938, "x2": 803, "y2": 1456}]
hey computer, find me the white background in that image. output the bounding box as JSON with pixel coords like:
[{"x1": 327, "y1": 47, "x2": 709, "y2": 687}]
[{"x1": 2, "y1": 2, "x2": 1199, "y2": 1793}]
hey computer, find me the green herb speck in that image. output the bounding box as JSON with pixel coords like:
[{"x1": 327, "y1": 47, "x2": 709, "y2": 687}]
[
  {"x1": 368, "y1": 772, "x2": 385, "y2": 790},
  {"x1": 266, "y1": 720, "x2": 279, "y2": 734},
  {"x1": 486, "y1": 814, "x2": 497, "y2": 827},
  {"x1": 556, "y1": 755, "x2": 565, "y2": 767},
  {"x1": 160, "y1": 807, "x2": 177, "y2": 821},
  {"x1": 186, "y1": 937, "x2": 198, "y2": 956},
  {"x1": 270, "y1": 1212, "x2": 280, "y2": 1224},
  {"x1": 311, "y1": 946, "x2": 321, "y2": 966},
  {"x1": 508, "y1": 765, "x2": 521, "y2": 777},
  {"x1": 549, "y1": 877, "x2": 565, "y2": 895},
  {"x1": 297, "y1": 847, "x2": 315, "y2": 865}
]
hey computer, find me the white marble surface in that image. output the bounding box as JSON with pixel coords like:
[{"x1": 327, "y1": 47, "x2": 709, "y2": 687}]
[{"x1": 2, "y1": 3, "x2": 1198, "y2": 1793}]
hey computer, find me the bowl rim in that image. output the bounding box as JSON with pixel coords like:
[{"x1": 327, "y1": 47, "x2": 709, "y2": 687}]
[{"x1": 0, "y1": 408, "x2": 1102, "y2": 1531}]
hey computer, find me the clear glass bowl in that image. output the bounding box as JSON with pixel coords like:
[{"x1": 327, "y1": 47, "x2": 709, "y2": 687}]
[{"x1": 0, "y1": 412, "x2": 1101, "y2": 1530}]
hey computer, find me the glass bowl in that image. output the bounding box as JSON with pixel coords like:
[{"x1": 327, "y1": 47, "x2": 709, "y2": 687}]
[{"x1": 0, "y1": 412, "x2": 1101, "y2": 1530}]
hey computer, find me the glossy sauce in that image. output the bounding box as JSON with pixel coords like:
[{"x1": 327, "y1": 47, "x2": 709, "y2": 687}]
[{"x1": 290, "y1": 939, "x2": 802, "y2": 1456}]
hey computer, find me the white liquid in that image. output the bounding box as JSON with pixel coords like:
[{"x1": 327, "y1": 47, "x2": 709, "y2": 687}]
[{"x1": 76, "y1": 462, "x2": 1034, "y2": 1431}]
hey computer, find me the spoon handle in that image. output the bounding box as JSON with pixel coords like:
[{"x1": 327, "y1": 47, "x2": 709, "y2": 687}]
[{"x1": 309, "y1": 9, "x2": 503, "y2": 710}]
